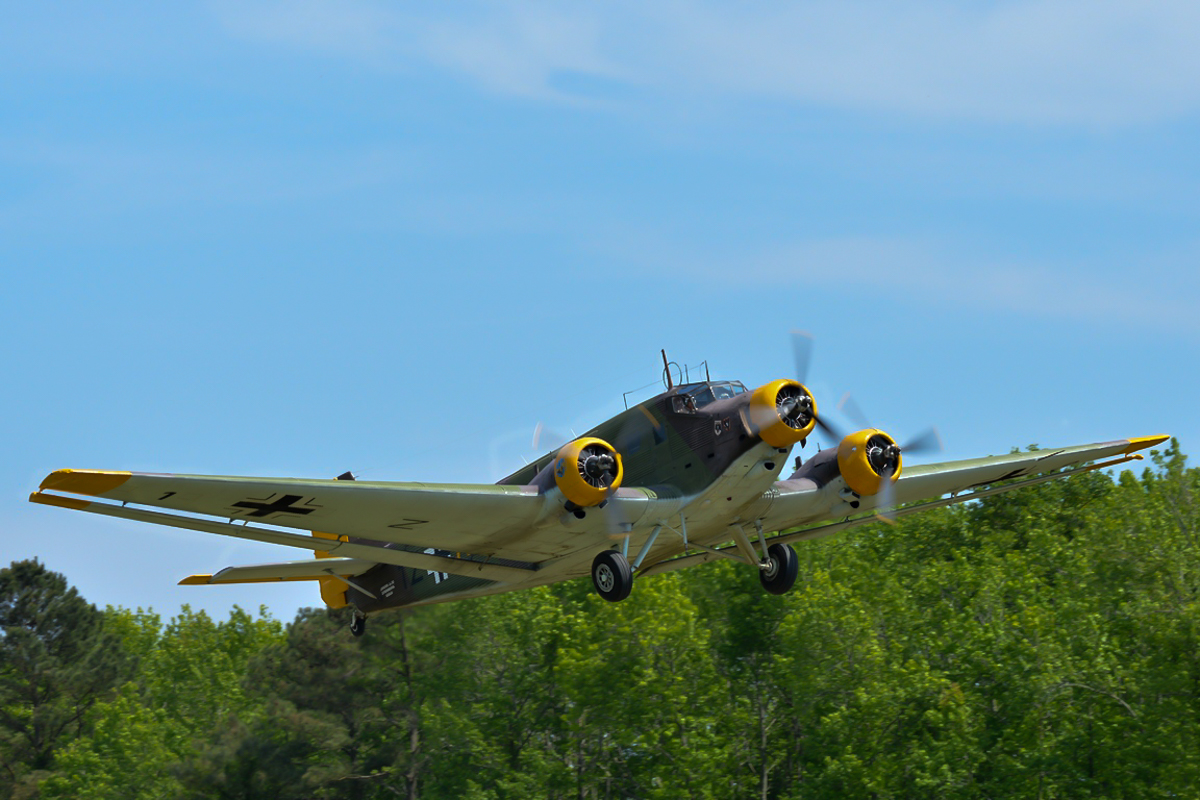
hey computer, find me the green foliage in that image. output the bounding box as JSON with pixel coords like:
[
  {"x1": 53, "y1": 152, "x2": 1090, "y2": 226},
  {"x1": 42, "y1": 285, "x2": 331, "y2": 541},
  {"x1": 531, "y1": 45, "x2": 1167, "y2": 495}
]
[
  {"x1": 140, "y1": 605, "x2": 283, "y2": 737},
  {"x1": 11, "y1": 439, "x2": 1200, "y2": 799},
  {"x1": 37, "y1": 604, "x2": 283, "y2": 800},
  {"x1": 415, "y1": 586, "x2": 570, "y2": 798},
  {"x1": 39, "y1": 684, "x2": 180, "y2": 800},
  {"x1": 0, "y1": 560, "x2": 131, "y2": 799}
]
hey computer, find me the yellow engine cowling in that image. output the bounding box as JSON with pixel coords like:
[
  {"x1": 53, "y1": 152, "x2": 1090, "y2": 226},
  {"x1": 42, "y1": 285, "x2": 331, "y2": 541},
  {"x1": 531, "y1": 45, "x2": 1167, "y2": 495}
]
[
  {"x1": 748, "y1": 379, "x2": 818, "y2": 448},
  {"x1": 553, "y1": 437, "x2": 623, "y2": 508},
  {"x1": 837, "y1": 428, "x2": 902, "y2": 496}
]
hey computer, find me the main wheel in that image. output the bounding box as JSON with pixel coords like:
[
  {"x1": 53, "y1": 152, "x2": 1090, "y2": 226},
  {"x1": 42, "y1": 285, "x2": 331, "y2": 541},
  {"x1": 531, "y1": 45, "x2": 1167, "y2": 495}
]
[
  {"x1": 759, "y1": 543, "x2": 798, "y2": 595},
  {"x1": 349, "y1": 614, "x2": 366, "y2": 637},
  {"x1": 591, "y1": 550, "x2": 633, "y2": 602}
]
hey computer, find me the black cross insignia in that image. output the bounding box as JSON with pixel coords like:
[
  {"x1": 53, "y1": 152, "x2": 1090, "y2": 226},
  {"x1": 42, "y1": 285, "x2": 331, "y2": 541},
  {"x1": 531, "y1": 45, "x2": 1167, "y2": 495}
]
[{"x1": 232, "y1": 494, "x2": 317, "y2": 518}]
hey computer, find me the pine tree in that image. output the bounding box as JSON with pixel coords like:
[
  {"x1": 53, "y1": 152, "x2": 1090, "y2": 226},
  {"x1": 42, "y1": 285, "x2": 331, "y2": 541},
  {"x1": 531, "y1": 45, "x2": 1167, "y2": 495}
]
[{"x1": 0, "y1": 560, "x2": 131, "y2": 799}]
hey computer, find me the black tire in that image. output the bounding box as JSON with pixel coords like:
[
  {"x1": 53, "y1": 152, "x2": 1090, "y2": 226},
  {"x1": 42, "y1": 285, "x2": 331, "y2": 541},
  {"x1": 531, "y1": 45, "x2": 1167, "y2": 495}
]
[
  {"x1": 349, "y1": 614, "x2": 366, "y2": 637},
  {"x1": 591, "y1": 550, "x2": 633, "y2": 602},
  {"x1": 759, "y1": 543, "x2": 798, "y2": 595}
]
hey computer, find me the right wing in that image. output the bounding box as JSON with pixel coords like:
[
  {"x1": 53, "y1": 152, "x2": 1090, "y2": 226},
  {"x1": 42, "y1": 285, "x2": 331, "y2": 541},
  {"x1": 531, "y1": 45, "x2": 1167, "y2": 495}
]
[{"x1": 30, "y1": 469, "x2": 680, "y2": 581}]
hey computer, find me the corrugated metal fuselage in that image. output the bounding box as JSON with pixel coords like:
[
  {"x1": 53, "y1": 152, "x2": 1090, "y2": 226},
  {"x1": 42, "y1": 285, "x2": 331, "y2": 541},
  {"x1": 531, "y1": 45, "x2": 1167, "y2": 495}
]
[{"x1": 345, "y1": 382, "x2": 781, "y2": 612}]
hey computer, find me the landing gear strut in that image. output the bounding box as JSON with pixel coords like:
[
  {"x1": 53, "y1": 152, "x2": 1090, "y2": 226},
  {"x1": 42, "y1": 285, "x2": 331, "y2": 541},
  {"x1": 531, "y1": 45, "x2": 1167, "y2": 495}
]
[
  {"x1": 591, "y1": 550, "x2": 633, "y2": 602},
  {"x1": 349, "y1": 612, "x2": 367, "y2": 637},
  {"x1": 759, "y1": 543, "x2": 798, "y2": 595}
]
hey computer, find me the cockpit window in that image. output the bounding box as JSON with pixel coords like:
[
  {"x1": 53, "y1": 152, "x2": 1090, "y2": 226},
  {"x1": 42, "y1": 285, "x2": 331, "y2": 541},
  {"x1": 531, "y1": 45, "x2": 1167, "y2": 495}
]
[
  {"x1": 709, "y1": 382, "x2": 745, "y2": 401},
  {"x1": 671, "y1": 381, "x2": 747, "y2": 414}
]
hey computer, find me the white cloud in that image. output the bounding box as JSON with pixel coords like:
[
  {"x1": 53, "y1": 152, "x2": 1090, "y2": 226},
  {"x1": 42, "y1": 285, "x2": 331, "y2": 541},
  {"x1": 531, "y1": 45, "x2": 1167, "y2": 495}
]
[{"x1": 212, "y1": 0, "x2": 1200, "y2": 126}]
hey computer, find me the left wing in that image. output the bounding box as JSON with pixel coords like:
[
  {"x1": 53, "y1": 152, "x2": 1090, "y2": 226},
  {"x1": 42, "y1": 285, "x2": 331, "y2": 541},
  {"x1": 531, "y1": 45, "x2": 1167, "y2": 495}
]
[
  {"x1": 638, "y1": 435, "x2": 1167, "y2": 578},
  {"x1": 760, "y1": 435, "x2": 1167, "y2": 532}
]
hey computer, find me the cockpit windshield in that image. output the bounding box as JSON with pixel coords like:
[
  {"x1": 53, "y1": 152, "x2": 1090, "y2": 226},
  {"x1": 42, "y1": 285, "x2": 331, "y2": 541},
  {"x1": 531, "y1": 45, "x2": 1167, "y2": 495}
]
[{"x1": 671, "y1": 381, "x2": 747, "y2": 414}]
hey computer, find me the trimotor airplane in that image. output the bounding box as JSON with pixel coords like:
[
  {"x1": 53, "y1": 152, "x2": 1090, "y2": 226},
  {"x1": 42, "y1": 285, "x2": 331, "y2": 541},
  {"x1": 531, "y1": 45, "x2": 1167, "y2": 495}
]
[{"x1": 30, "y1": 345, "x2": 1167, "y2": 636}]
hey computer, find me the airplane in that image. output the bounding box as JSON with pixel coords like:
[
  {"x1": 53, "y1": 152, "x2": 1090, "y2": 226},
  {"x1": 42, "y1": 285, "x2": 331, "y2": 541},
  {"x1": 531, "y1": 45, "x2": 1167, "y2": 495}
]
[{"x1": 29, "y1": 344, "x2": 1168, "y2": 636}]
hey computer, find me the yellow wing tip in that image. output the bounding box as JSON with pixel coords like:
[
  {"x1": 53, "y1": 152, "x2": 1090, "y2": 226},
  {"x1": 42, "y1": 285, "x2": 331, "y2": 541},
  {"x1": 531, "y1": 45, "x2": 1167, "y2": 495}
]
[
  {"x1": 1125, "y1": 435, "x2": 1170, "y2": 454},
  {"x1": 28, "y1": 491, "x2": 91, "y2": 511},
  {"x1": 39, "y1": 469, "x2": 132, "y2": 496},
  {"x1": 179, "y1": 574, "x2": 214, "y2": 586}
]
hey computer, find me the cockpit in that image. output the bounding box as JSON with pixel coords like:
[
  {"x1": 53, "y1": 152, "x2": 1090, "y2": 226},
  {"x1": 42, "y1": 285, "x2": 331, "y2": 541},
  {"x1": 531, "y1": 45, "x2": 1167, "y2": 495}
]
[{"x1": 670, "y1": 381, "x2": 748, "y2": 414}]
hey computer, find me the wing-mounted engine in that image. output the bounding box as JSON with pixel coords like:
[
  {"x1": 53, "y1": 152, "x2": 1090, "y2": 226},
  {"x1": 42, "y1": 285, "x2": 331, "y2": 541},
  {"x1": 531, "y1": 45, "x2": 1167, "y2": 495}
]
[
  {"x1": 837, "y1": 428, "x2": 902, "y2": 496},
  {"x1": 553, "y1": 437, "x2": 623, "y2": 508},
  {"x1": 748, "y1": 379, "x2": 818, "y2": 448}
]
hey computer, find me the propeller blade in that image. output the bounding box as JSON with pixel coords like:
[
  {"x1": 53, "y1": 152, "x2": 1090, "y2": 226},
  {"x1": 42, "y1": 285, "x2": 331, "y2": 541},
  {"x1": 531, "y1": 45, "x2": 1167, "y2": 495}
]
[
  {"x1": 532, "y1": 422, "x2": 569, "y2": 452},
  {"x1": 791, "y1": 330, "x2": 814, "y2": 386},
  {"x1": 901, "y1": 426, "x2": 944, "y2": 455},
  {"x1": 873, "y1": 429, "x2": 938, "y2": 525},
  {"x1": 874, "y1": 471, "x2": 899, "y2": 525},
  {"x1": 598, "y1": 467, "x2": 617, "y2": 488},
  {"x1": 837, "y1": 392, "x2": 873, "y2": 432},
  {"x1": 813, "y1": 412, "x2": 846, "y2": 443}
]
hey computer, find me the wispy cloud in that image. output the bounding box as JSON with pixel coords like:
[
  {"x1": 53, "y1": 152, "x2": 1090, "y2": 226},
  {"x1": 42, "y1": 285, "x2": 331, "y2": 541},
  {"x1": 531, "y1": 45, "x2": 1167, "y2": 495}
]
[
  {"x1": 214, "y1": 0, "x2": 620, "y2": 104},
  {"x1": 0, "y1": 138, "x2": 420, "y2": 232},
  {"x1": 615, "y1": 233, "x2": 1200, "y2": 336},
  {"x1": 212, "y1": 0, "x2": 1200, "y2": 126}
]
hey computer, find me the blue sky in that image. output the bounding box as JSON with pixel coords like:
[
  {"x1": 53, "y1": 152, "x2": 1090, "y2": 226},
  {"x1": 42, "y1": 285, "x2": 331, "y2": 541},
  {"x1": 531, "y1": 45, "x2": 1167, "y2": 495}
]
[{"x1": 4, "y1": 1, "x2": 1197, "y2": 621}]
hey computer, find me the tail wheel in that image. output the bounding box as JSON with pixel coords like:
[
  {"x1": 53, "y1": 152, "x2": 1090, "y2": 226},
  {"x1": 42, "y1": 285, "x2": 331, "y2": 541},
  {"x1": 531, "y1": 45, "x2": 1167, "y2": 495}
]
[
  {"x1": 591, "y1": 550, "x2": 633, "y2": 602},
  {"x1": 759, "y1": 543, "x2": 798, "y2": 595},
  {"x1": 349, "y1": 613, "x2": 366, "y2": 637}
]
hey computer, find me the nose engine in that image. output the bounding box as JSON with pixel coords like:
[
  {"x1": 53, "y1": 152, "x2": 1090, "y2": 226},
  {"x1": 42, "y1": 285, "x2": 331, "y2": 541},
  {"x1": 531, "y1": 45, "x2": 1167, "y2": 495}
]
[
  {"x1": 748, "y1": 379, "x2": 818, "y2": 447},
  {"x1": 837, "y1": 428, "x2": 902, "y2": 496}
]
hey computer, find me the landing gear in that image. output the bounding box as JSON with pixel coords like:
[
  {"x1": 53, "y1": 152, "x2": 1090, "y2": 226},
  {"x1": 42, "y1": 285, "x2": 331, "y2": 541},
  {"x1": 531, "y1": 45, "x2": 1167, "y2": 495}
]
[
  {"x1": 591, "y1": 550, "x2": 633, "y2": 602},
  {"x1": 759, "y1": 543, "x2": 798, "y2": 595},
  {"x1": 349, "y1": 612, "x2": 366, "y2": 637}
]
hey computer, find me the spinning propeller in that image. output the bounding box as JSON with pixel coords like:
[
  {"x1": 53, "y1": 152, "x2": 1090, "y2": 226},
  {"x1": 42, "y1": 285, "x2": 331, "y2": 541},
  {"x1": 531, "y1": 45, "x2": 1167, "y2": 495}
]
[
  {"x1": 789, "y1": 330, "x2": 943, "y2": 522},
  {"x1": 599, "y1": 406, "x2": 667, "y2": 537},
  {"x1": 837, "y1": 392, "x2": 943, "y2": 523},
  {"x1": 786, "y1": 330, "x2": 846, "y2": 443},
  {"x1": 534, "y1": 405, "x2": 665, "y2": 538}
]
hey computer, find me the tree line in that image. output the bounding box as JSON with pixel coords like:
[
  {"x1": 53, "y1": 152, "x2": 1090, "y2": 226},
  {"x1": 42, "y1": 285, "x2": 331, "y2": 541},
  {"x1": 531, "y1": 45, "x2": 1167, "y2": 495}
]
[{"x1": 2, "y1": 441, "x2": 1197, "y2": 799}]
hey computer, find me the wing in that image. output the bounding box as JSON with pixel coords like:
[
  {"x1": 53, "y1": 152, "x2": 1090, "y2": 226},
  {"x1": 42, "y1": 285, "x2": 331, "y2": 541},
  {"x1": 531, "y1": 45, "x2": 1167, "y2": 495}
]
[
  {"x1": 760, "y1": 435, "x2": 1168, "y2": 533},
  {"x1": 29, "y1": 470, "x2": 678, "y2": 582}
]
